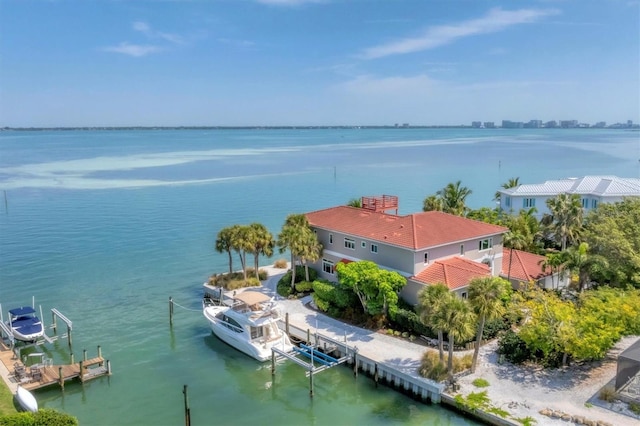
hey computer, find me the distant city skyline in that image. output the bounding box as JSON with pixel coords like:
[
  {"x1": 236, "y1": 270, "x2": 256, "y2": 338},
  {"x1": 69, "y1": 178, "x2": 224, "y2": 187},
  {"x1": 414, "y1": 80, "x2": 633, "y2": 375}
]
[{"x1": 1, "y1": 0, "x2": 638, "y2": 127}]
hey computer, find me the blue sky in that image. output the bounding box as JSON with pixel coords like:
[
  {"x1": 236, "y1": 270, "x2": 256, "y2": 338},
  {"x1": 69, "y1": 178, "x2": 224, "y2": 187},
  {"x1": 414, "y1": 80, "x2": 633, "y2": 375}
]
[{"x1": 1, "y1": 0, "x2": 638, "y2": 127}]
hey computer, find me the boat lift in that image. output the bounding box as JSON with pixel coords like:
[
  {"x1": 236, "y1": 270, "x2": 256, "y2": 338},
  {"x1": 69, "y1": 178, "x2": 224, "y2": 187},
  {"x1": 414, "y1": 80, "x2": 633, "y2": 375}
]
[{"x1": 271, "y1": 330, "x2": 357, "y2": 398}]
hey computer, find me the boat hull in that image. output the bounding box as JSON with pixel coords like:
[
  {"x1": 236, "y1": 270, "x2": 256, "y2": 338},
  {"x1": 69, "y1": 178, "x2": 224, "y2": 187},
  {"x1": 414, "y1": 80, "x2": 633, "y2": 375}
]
[
  {"x1": 15, "y1": 386, "x2": 38, "y2": 413},
  {"x1": 204, "y1": 306, "x2": 293, "y2": 362}
]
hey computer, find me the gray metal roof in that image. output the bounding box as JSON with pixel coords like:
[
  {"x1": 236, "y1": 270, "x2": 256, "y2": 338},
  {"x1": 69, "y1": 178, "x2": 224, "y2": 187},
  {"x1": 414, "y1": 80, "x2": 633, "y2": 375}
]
[{"x1": 500, "y1": 176, "x2": 640, "y2": 197}]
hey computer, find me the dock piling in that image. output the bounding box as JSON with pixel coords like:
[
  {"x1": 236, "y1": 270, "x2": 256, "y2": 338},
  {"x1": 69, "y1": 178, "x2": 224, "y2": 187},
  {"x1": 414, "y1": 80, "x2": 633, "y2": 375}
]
[
  {"x1": 83, "y1": 349, "x2": 87, "y2": 361},
  {"x1": 169, "y1": 297, "x2": 174, "y2": 326},
  {"x1": 183, "y1": 385, "x2": 191, "y2": 426},
  {"x1": 98, "y1": 345, "x2": 102, "y2": 358}
]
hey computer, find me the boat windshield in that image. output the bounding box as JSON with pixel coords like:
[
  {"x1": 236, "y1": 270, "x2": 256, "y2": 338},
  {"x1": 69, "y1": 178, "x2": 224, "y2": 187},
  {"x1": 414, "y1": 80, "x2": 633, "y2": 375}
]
[{"x1": 9, "y1": 307, "x2": 36, "y2": 317}]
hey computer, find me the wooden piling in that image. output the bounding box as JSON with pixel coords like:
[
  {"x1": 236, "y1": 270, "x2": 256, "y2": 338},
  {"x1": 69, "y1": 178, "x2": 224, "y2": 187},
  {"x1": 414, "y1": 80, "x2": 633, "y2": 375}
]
[
  {"x1": 183, "y1": 385, "x2": 191, "y2": 426},
  {"x1": 83, "y1": 349, "x2": 87, "y2": 361},
  {"x1": 70, "y1": 353, "x2": 74, "y2": 365},
  {"x1": 271, "y1": 351, "x2": 276, "y2": 376},
  {"x1": 306, "y1": 328, "x2": 310, "y2": 344},
  {"x1": 285, "y1": 312, "x2": 290, "y2": 336},
  {"x1": 170, "y1": 297, "x2": 175, "y2": 326},
  {"x1": 58, "y1": 366, "x2": 64, "y2": 389},
  {"x1": 52, "y1": 311, "x2": 57, "y2": 334},
  {"x1": 67, "y1": 325, "x2": 72, "y2": 347},
  {"x1": 98, "y1": 345, "x2": 102, "y2": 358},
  {"x1": 79, "y1": 360, "x2": 84, "y2": 382},
  {"x1": 353, "y1": 351, "x2": 358, "y2": 378},
  {"x1": 107, "y1": 360, "x2": 112, "y2": 375}
]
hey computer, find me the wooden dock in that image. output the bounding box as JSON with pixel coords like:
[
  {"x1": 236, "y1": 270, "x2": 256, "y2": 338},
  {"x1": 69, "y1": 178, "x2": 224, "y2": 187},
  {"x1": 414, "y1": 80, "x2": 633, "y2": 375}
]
[{"x1": 0, "y1": 342, "x2": 110, "y2": 392}]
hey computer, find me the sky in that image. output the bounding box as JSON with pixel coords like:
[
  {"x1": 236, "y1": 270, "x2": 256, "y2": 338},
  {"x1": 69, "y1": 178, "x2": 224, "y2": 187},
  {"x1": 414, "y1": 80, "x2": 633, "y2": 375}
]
[{"x1": 0, "y1": 0, "x2": 639, "y2": 127}]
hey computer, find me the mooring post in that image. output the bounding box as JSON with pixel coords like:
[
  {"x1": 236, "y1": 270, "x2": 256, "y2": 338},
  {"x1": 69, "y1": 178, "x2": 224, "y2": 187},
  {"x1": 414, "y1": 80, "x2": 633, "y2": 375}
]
[
  {"x1": 98, "y1": 345, "x2": 102, "y2": 358},
  {"x1": 70, "y1": 353, "x2": 74, "y2": 365},
  {"x1": 52, "y1": 311, "x2": 57, "y2": 334},
  {"x1": 67, "y1": 324, "x2": 72, "y2": 347},
  {"x1": 107, "y1": 360, "x2": 112, "y2": 375},
  {"x1": 285, "y1": 312, "x2": 290, "y2": 336},
  {"x1": 183, "y1": 384, "x2": 191, "y2": 426},
  {"x1": 271, "y1": 351, "x2": 276, "y2": 376},
  {"x1": 58, "y1": 366, "x2": 64, "y2": 389},
  {"x1": 79, "y1": 360, "x2": 84, "y2": 382},
  {"x1": 170, "y1": 297, "x2": 174, "y2": 326},
  {"x1": 306, "y1": 328, "x2": 310, "y2": 345},
  {"x1": 83, "y1": 349, "x2": 87, "y2": 361}
]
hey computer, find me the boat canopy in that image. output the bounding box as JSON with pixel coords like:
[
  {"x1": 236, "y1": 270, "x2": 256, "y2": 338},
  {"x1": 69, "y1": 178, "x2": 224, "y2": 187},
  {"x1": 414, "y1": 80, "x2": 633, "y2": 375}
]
[
  {"x1": 9, "y1": 307, "x2": 36, "y2": 316},
  {"x1": 234, "y1": 292, "x2": 270, "y2": 308}
]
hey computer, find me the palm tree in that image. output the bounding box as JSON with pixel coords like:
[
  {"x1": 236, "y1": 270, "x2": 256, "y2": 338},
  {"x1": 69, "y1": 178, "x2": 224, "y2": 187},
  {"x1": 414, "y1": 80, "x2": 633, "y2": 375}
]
[
  {"x1": 564, "y1": 242, "x2": 608, "y2": 292},
  {"x1": 215, "y1": 226, "x2": 236, "y2": 274},
  {"x1": 468, "y1": 277, "x2": 508, "y2": 373},
  {"x1": 231, "y1": 224, "x2": 253, "y2": 281},
  {"x1": 538, "y1": 251, "x2": 567, "y2": 289},
  {"x1": 248, "y1": 223, "x2": 275, "y2": 280},
  {"x1": 347, "y1": 198, "x2": 362, "y2": 208},
  {"x1": 503, "y1": 230, "x2": 528, "y2": 283},
  {"x1": 434, "y1": 294, "x2": 476, "y2": 382},
  {"x1": 437, "y1": 181, "x2": 473, "y2": 216},
  {"x1": 543, "y1": 193, "x2": 583, "y2": 251},
  {"x1": 299, "y1": 231, "x2": 322, "y2": 282},
  {"x1": 422, "y1": 195, "x2": 444, "y2": 212},
  {"x1": 277, "y1": 214, "x2": 313, "y2": 290},
  {"x1": 494, "y1": 177, "x2": 520, "y2": 203},
  {"x1": 417, "y1": 283, "x2": 449, "y2": 362}
]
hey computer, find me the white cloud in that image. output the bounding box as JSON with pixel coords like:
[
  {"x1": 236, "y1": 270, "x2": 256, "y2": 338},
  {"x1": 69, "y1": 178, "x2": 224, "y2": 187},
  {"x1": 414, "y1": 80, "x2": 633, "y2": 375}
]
[
  {"x1": 359, "y1": 7, "x2": 560, "y2": 59},
  {"x1": 103, "y1": 42, "x2": 162, "y2": 57},
  {"x1": 132, "y1": 21, "x2": 184, "y2": 44}
]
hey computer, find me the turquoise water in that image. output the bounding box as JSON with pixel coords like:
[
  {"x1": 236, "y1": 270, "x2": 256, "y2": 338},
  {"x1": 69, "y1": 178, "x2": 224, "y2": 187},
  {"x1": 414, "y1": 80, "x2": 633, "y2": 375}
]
[{"x1": 0, "y1": 128, "x2": 638, "y2": 425}]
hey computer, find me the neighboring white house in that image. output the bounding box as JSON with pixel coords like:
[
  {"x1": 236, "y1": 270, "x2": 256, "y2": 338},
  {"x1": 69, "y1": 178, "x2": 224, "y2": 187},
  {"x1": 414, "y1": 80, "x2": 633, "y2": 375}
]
[{"x1": 497, "y1": 176, "x2": 640, "y2": 218}]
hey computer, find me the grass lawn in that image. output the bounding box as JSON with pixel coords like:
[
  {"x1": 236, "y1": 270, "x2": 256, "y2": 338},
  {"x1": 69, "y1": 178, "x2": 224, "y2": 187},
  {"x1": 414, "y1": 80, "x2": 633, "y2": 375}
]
[{"x1": 0, "y1": 382, "x2": 18, "y2": 415}]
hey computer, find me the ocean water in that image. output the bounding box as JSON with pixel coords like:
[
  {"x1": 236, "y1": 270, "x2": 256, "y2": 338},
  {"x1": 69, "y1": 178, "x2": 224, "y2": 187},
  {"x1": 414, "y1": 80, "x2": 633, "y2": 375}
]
[{"x1": 0, "y1": 128, "x2": 638, "y2": 425}]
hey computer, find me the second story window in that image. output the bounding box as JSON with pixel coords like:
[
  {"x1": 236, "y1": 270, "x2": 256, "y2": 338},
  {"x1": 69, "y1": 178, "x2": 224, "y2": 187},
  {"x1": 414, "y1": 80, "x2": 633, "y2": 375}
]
[
  {"x1": 371, "y1": 244, "x2": 378, "y2": 254},
  {"x1": 424, "y1": 252, "x2": 429, "y2": 264},
  {"x1": 479, "y1": 238, "x2": 493, "y2": 251},
  {"x1": 460, "y1": 244, "x2": 465, "y2": 255},
  {"x1": 344, "y1": 238, "x2": 355, "y2": 250},
  {"x1": 329, "y1": 234, "x2": 333, "y2": 244},
  {"x1": 523, "y1": 198, "x2": 536, "y2": 208}
]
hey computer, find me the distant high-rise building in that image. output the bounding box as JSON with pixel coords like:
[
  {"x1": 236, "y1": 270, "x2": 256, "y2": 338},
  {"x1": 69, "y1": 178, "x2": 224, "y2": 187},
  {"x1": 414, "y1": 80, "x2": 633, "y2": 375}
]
[
  {"x1": 502, "y1": 120, "x2": 524, "y2": 129},
  {"x1": 524, "y1": 120, "x2": 542, "y2": 128},
  {"x1": 471, "y1": 121, "x2": 482, "y2": 128},
  {"x1": 593, "y1": 122, "x2": 607, "y2": 128},
  {"x1": 560, "y1": 120, "x2": 578, "y2": 128},
  {"x1": 484, "y1": 122, "x2": 495, "y2": 129},
  {"x1": 545, "y1": 120, "x2": 558, "y2": 128}
]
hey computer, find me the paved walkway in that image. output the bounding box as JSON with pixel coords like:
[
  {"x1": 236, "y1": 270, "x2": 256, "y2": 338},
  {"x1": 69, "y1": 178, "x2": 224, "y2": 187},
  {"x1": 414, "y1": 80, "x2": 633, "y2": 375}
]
[{"x1": 253, "y1": 266, "x2": 433, "y2": 381}]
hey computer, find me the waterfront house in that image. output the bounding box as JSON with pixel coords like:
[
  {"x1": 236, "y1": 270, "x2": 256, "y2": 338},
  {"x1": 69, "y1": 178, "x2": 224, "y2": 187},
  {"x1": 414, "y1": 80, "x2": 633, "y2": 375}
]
[
  {"x1": 304, "y1": 196, "x2": 509, "y2": 305},
  {"x1": 497, "y1": 175, "x2": 640, "y2": 218}
]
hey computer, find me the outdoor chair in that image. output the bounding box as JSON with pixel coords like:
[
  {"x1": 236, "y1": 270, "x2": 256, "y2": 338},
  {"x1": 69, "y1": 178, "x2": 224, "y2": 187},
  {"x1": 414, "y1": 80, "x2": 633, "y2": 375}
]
[{"x1": 30, "y1": 366, "x2": 42, "y2": 382}]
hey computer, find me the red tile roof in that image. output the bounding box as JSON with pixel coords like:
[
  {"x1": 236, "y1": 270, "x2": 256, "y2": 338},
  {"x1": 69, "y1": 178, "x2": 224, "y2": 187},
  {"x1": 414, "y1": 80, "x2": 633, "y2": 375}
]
[
  {"x1": 501, "y1": 249, "x2": 550, "y2": 282},
  {"x1": 305, "y1": 206, "x2": 508, "y2": 250},
  {"x1": 412, "y1": 257, "x2": 491, "y2": 290}
]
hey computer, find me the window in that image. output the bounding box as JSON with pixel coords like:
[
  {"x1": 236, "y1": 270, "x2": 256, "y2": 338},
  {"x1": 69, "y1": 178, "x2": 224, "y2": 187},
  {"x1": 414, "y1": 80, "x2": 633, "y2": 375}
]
[
  {"x1": 322, "y1": 259, "x2": 334, "y2": 274},
  {"x1": 592, "y1": 199, "x2": 598, "y2": 209},
  {"x1": 424, "y1": 252, "x2": 429, "y2": 264},
  {"x1": 344, "y1": 238, "x2": 355, "y2": 250},
  {"x1": 361, "y1": 241, "x2": 366, "y2": 248},
  {"x1": 329, "y1": 234, "x2": 333, "y2": 244},
  {"x1": 461, "y1": 292, "x2": 468, "y2": 299},
  {"x1": 505, "y1": 196, "x2": 511, "y2": 208},
  {"x1": 460, "y1": 244, "x2": 465, "y2": 255},
  {"x1": 478, "y1": 238, "x2": 493, "y2": 251},
  {"x1": 523, "y1": 198, "x2": 536, "y2": 208},
  {"x1": 371, "y1": 244, "x2": 378, "y2": 254},
  {"x1": 582, "y1": 198, "x2": 589, "y2": 208}
]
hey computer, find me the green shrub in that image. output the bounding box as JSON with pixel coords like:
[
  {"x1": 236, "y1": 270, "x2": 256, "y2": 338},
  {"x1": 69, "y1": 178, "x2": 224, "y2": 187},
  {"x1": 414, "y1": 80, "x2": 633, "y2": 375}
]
[
  {"x1": 312, "y1": 294, "x2": 330, "y2": 312},
  {"x1": 482, "y1": 317, "x2": 510, "y2": 340},
  {"x1": 245, "y1": 268, "x2": 268, "y2": 281},
  {"x1": 295, "y1": 281, "x2": 313, "y2": 293},
  {"x1": 0, "y1": 409, "x2": 78, "y2": 426},
  {"x1": 472, "y1": 378, "x2": 490, "y2": 388},
  {"x1": 513, "y1": 416, "x2": 537, "y2": 426},
  {"x1": 497, "y1": 330, "x2": 532, "y2": 364},
  {"x1": 629, "y1": 402, "x2": 640, "y2": 415},
  {"x1": 226, "y1": 277, "x2": 260, "y2": 290},
  {"x1": 389, "y1": 307, "x2": 431, "y2": 337}
]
